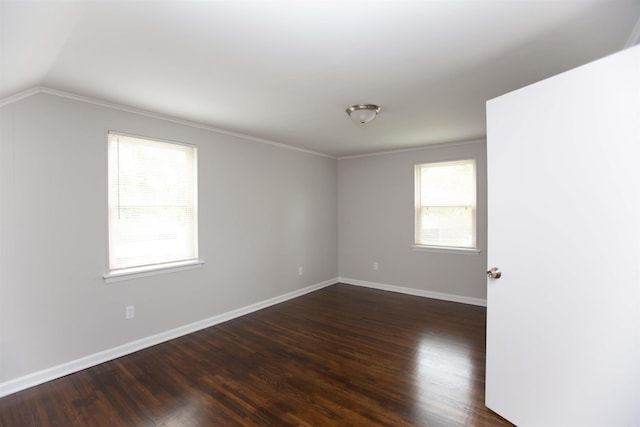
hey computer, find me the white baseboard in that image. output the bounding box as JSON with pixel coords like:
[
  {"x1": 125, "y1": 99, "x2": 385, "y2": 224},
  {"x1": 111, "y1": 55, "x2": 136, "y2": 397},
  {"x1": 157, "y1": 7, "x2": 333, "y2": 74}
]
[
  {"x1": 0, "y1": 277, "x2": 484, "y2": 398},
  {"x1": 338, "y1": 277, "x2": 487, "y2": 307},
  {"x1": 0, "y1": 278, "x2": 337, "y2": 399}
]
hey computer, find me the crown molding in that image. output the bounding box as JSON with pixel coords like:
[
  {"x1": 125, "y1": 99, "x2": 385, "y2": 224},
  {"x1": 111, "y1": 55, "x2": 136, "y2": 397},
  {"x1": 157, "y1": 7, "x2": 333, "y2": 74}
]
[
  {"x1": 2, "y1": 86, "x2": 486, "y2": 160},
  {"x1": 0, "y1": 87, "x2": 43, "y2": 108},
  {"x1": 337, "y1": 138, "x2": 486, "y2": 160},
  {"x1": 0, "y1": 86, "x2": 336, "y2": 160}
]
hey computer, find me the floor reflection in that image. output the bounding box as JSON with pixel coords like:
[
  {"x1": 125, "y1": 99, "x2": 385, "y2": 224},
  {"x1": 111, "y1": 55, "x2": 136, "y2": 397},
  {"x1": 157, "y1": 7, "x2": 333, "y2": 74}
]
[
  {"x1": 411, "y1": 332, "x2": 480, "y2": 424},
  {"x1": 156, "y1": 399, "x2": 205, "y2": 426}
]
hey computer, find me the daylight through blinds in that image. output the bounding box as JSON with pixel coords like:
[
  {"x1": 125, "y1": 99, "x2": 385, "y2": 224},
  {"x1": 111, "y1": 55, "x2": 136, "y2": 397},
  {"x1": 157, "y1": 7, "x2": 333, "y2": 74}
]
[
  {"x1": 415, "y1": 159, "x2": 476, "y2": 249},
  {"x1": 108, "y1": 132, "x2": 198, "y2": 271}
]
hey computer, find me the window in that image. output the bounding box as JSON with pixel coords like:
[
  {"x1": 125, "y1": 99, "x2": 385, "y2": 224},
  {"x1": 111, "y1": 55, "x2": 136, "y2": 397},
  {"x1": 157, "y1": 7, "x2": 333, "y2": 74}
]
[
  {"x1": 107, "y1": 132, "x2": 198, "y2": 275},
  {"x1": 415, "y1": 159, "x2": 476, "y2": 249}
]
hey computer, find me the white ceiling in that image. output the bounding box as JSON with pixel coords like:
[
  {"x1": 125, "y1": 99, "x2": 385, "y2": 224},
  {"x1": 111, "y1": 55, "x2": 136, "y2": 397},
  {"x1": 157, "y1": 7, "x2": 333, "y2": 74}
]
[{"x1": 2, "y1": 0, "x2": 639, "y2": 157}]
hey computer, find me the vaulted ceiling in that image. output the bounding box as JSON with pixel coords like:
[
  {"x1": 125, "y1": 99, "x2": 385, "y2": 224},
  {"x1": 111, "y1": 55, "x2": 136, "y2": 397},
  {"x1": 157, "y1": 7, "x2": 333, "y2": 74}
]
[{"x1": 2, "y1": 0, "x2": 639, "y2": 157}]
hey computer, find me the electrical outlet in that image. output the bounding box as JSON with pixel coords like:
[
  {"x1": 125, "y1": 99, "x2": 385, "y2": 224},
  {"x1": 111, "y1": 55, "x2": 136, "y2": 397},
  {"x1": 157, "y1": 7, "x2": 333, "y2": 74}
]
[
  {"x1": 373, "y1": 262, "x2": 379, "y2": 270},
  {"x1": 298, "y1": 266, "x2": 303, "y2": 276},
  {"x1": 125, "y1": 305, "x2": 135, "y2": 319}
]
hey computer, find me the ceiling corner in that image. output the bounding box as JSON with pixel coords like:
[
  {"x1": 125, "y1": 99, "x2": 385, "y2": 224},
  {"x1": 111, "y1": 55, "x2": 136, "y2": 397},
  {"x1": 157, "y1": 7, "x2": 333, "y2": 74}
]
[{"x1": 625, "y1": 13, "x2": 640, "y2": 47}]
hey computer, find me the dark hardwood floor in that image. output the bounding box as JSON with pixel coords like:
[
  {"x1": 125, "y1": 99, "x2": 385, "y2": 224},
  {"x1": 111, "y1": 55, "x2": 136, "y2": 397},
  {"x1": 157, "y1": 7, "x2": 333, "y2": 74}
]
[{"x1": 0, "y1": 284, "x2": 513, "y2": 426}]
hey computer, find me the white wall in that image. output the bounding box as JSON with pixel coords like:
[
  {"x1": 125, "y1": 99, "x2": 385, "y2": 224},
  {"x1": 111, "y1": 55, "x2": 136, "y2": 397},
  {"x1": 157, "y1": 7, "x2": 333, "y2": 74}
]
[
  {"x1": 0, "y1": 91, "x2": 338, "y2": 386},
  {"x1": 338, "y1": 141, "x2": 487, "y2": 302}
]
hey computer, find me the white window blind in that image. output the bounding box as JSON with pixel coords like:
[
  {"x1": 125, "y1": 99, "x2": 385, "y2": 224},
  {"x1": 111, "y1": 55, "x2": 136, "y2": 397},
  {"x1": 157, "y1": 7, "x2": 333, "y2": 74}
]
[
  {"x1": 108, "y1": 132, "x2": 198, "y2": 272},
  {"x1": 415, "y1": 159, "x2": 476, "y2": 249}
]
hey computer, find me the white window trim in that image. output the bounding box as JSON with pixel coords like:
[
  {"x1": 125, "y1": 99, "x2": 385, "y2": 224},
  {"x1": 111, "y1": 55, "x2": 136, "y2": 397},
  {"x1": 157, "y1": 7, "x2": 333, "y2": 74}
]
[
  {"x1": 104, "y1": 259, "x2": 204, "y2": 283},
  {"x1": 106, "y1": 131, "x2": 199, "y2": 279},
  {"x1": 414, "y1": 158, "x2": 477, "y2": 250},
  {"x1": 411, "y1": 244, "x2": 480, "y2": 255}
]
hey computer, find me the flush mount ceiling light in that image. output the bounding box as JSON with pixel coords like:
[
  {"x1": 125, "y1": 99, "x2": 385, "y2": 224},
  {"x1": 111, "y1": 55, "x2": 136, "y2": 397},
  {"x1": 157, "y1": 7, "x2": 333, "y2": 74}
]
[{"x1": 346, "y1": 104, "x2": 381, "y2": 124}]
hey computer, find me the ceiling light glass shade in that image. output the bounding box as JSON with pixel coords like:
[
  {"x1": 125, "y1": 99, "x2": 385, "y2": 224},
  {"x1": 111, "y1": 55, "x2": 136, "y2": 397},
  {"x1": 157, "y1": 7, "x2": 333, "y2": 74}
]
[{"x1": 346, "y1": 104, "x2": 381, "y2": 124}]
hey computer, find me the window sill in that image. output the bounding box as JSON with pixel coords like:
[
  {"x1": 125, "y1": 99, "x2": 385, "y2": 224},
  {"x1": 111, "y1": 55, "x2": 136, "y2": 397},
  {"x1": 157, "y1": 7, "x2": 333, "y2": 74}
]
[
  {"x1": 411, "y1": 245, "x2": 481, "y2": 255},
  {"x1": 104, "y1": 259, "x2": 204, "y2": 283}
]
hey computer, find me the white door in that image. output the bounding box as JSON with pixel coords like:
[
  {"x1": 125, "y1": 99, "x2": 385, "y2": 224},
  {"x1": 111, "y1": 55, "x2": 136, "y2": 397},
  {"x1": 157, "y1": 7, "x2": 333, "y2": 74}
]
[{"x1": 486, "y1": 45, "x2": 640, "y2": 426}]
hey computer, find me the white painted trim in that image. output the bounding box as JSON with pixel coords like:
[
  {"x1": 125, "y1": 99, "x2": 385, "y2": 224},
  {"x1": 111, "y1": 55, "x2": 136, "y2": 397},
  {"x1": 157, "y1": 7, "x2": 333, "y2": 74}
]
[
  {"x1": 0, "y1": 87, "x2": 487, "y2": 160},
  {"x1": 104, "y1": 259, "x2": 205, "y2": 283},
  {"x1": 411, "y1": 245, "x2": 481, "y2": 255},
  {"x1": 0, "y1": 87, "x2": 335, "y2": 159},
  {"x1": 0, "y1": 87, "x2": 42, "y2": 108},
  {"x1": 339, "y1": 277, "x2": 487, "y2": 307},
  {"x1": 625, "y1": 14, "x2": 640, "y2": 48},
  {"x1": 0, "y1": 278, "x2": 337, "y2": 398},
  {"x1": 337, "y1": 138, "x2": 486, "y2": 160}
]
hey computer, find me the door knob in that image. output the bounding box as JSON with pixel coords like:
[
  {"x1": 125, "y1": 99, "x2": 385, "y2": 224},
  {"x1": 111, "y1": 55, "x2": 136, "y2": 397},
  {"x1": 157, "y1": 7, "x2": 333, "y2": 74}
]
[{"x1": 487, "y1": 267, "x2": 502, "y2": 279}]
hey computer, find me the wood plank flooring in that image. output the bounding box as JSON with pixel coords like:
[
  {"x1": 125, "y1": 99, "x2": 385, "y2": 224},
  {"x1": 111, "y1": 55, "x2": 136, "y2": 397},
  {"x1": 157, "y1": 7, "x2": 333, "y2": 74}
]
[{"x1": 0, "y1": 284, "x2": 513, "y2": 426}]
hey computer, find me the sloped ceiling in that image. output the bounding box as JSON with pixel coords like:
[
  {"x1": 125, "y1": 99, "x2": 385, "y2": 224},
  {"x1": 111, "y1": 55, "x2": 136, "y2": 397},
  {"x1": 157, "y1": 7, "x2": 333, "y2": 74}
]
[{"x1": 1, "y1": 0, "x2": 639, "y2": 157}]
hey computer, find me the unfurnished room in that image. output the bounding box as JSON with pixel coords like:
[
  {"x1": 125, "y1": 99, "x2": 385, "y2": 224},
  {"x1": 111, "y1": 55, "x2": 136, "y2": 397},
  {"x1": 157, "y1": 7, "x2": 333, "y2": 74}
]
[{"x1": 1, "y1": 1, "x2": 639, "y2": 426}]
